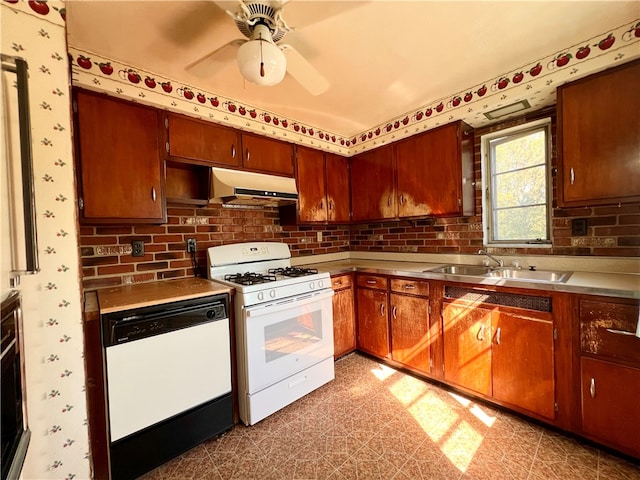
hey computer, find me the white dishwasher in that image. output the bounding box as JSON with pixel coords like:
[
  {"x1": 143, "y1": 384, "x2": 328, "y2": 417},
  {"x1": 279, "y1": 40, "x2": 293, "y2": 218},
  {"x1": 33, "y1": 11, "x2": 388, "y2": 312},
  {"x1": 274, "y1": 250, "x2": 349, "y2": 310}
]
[{"x1": 101, "y1": 294, "x2": 233, "y2": 480}]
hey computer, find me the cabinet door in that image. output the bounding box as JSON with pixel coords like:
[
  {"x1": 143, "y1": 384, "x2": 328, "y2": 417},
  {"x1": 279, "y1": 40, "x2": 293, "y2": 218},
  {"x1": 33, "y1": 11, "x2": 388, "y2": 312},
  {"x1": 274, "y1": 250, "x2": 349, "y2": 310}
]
[
  {"x1": 356, "y1": 288, "x2": 389, "y2": 358},
  {"x1": 296, "y1": 147, "x2": 327, "y2": 222},
  {"x1": 442, "y1": 300, "x2": 492, "y2": 396},
  {"x1": 167, "y1": 113, "x2": 240, "y2": 167},
  {"x1": 350, "y1": 145, "x2": 395, "y2": 221},
  {"x1": 581, "y1": 357, "x2": 640, "y2": 457},
  {"x1": 558, "y1": 60, "x2": 640, "y2": 206},
  {"x1": 75, "y1": 91, "x2": 165, "y2": 223},
  {"x1": 241, "y1": 134, "x2": 294, "y2": 176},
  {"x1": 332, "y1": 275, "x2": 356, "y2": 358},
  {"x1": 396, "y1": 123, "x2": 463, "y2": 217},
  {"x1": 390, "y1": 293, "x2": 430, "y2": 374},
  {"x1": 492, "y1": 311, "x2": 555, "y2": 419},
  {"x1": 325, "y1": 153, "x2": 350, "y2": 223}
]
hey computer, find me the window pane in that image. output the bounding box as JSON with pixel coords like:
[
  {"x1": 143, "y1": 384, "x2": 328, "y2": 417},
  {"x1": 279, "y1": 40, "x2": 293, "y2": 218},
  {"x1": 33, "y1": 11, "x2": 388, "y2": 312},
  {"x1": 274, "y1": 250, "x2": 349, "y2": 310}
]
[
  {"x1": 494, "y1": 165, "x2": 546, "y2": 208},
  {"x1": 493, "y1": 130, "x2": 545, "y2": 174},
  {"x1": 494, "y1": 205, "x2": 547, "y2": 241}
]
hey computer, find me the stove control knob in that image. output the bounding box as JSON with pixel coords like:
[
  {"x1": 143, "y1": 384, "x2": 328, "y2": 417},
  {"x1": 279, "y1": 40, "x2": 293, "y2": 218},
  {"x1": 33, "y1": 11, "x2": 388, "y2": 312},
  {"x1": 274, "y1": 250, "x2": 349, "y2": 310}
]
[
  {"x1": 318, "y1": 279, "x2": 324, "y2": 288},
  {"x1": 309, "y1": 281, "x2": 315, "y2": 290},
  {"x1": 269, "y1": 289, "x2": 276, "y2": 298},
  {"x1": 257, "y1": 291, "x2": 265, "y2": 301}
]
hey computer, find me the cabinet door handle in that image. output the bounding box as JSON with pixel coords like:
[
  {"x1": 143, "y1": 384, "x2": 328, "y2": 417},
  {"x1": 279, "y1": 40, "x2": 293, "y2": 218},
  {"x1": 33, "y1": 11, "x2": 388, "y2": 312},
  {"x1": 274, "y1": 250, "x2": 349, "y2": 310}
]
[
  {"x1": 570, "y1": 167, "x2": 575, "y2": 185},
  {"x1": 366, "y1": 280, "x2": 377, "y2": 285},
  {"x1": 403, "y1": 284, "x2": 415, "y2": 290},
  {"x1": 246, "y1": 149, "x2": 250, "y2": 162},
  {"x1": 589, "y1": 377, "x2": 595, "y2": 398},
  {"x1": 387, "y1": 196, "x2": 392, "y2": 207},
  {"x1": 399, "y1": 194, "x2": 404, "y2": 205},
  {"x1": 329, "y1": 201, "x2": 334, "y2": 211},
  {"x1": 496, "y1": 327, "x2": 501, "y2": 345},
  {"x1": 231, "y1": 145, "x2": 236, "y2": 158},
  {"x1": 320, "y1": 199, "x2": 324, "y2": 210},
  {"x1": 392, "y1": 306, "x2": 397, "y2": 319},
  {"x1": 605, "y1": 328, "x2": 636, "y2": 336},
  {"x1": 380, "y1": 303, "x2": 385, "y2": 316},
  {"x1": 151, "y1": 187, "x2": 157, "y2": 202},
  {"x1": 477, "y1": 324, "x2": 485, "y2": 341}
]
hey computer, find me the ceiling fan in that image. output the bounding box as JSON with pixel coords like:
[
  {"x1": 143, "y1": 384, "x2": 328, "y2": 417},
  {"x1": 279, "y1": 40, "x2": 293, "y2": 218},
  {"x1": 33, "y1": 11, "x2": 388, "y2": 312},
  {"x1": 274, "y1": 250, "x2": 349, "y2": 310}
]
[{"x1": 188, "y1": 0, "x2": 329, "y2": 95}]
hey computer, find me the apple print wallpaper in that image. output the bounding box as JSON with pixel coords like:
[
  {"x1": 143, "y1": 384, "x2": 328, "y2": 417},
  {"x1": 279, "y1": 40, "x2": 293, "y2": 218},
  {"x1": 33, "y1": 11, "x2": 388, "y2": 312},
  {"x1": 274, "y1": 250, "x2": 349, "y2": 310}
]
[
  {"x1": 67, "y1": 19, "x2": 640, "y2": 156},
  {"x1": 1, "y1": 1, "x2": 90, "y2": 480}
]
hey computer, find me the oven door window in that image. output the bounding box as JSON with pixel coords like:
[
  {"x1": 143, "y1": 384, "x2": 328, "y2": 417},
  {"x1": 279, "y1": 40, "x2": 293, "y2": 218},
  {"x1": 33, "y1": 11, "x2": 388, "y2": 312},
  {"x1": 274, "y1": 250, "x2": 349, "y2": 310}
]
[{"x1": 244, "y1": 291, "x2": 334, "y2": 393}]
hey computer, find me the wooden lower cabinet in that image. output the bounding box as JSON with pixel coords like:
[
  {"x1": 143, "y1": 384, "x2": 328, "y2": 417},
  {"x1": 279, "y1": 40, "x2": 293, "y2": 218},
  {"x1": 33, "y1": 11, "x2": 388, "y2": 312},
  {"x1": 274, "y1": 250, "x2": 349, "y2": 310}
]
[
  {"x1": 580, "y1": 357, "x2": 640, "y2": 457},
  {"x1": 492, "y1": 311, "x2": 555, "y2": 420},
  {"x1": 331, "y1": 274, "x2": 356, "y2": 359},
  {"x1": 356, "y1": 282, "x2": 390, "y2": 359},
  {"x1": 442, "y1": 301, "x2": 492, "y2": 396},
  {"x1": 442, "y1": 295, "x2": 555, "y2": 420}
]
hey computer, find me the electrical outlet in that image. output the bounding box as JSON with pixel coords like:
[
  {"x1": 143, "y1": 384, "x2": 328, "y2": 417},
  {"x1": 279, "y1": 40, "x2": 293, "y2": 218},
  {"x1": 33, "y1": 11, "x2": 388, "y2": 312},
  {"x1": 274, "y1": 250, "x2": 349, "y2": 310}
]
[
  {"x1": 132, "y1": 240, "x2": 144, "y2": 257},
  {"x1": 317, "y1": 231, "x2": 323, "y2": 242},
  {"x1": 187, "y1": 238, "x2": 197, "y2": 253}
]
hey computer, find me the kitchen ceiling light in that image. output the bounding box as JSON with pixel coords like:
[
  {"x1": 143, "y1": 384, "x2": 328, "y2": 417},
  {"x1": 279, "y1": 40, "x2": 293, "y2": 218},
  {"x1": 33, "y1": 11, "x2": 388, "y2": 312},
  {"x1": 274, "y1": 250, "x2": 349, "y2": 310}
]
[
  {"x1": 484, "y1": 100, "x2": 531, "y2": 120},
  {"x1": 237, "y1": 24, "x2": 286, "y2": 86}
]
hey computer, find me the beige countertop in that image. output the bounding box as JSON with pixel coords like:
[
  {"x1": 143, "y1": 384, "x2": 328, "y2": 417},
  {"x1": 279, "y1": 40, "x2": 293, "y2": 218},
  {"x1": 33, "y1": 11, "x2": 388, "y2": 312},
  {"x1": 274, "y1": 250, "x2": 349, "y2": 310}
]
[
  {"x1": 299, "y1": 259, "x2": 640, "y2": 299},
  {"x1": 96, "y1": 277, "x2": 234, "y2": 314}
]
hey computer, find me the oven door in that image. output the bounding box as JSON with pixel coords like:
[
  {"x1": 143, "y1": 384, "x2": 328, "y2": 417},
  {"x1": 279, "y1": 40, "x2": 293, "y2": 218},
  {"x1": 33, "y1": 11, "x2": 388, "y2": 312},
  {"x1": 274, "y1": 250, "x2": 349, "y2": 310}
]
[{"x1": 243, "y1": 289, "x2": 334, "y2": 394}]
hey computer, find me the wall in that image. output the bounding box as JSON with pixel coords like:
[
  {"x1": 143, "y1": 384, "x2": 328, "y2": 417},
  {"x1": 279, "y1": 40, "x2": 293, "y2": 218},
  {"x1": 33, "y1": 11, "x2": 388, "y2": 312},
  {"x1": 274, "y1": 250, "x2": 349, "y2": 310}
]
[
  {"x1": 80, "y1": 205, "x2": 350, "y2": 290},
  {"x1": 351, "y1": 111, "x2": 640, "y2": 257},
  {"x1": 1, "y1": 2, "x2": 90, "y2": 479}
]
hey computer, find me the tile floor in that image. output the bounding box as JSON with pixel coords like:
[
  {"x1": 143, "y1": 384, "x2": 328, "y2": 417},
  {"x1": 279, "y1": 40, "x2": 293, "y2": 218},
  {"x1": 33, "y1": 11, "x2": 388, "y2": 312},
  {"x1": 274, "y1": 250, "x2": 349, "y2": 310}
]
[{"x1": 141, "y1": 353, "x2": 640, "y2": 480}]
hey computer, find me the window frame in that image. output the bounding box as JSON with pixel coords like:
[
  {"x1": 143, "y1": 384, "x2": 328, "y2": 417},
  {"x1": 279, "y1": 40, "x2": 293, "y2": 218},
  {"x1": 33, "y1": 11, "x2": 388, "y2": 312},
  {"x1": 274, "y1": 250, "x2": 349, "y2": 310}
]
[{"x1": 481, "y1": 118, "x2": 553, "y2": 248}]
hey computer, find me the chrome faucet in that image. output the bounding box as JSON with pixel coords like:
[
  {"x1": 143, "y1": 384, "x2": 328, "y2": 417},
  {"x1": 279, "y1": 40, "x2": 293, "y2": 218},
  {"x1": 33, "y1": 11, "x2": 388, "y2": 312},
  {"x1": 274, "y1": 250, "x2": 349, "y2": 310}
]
[{"x1": 478, "y1": 249, "x2": 503, "y2": 267}]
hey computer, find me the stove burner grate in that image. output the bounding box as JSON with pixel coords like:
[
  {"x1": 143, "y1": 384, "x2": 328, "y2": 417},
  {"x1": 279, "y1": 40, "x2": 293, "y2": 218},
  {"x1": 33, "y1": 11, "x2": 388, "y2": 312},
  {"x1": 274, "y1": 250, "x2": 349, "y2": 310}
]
[
  {"x1": 268, "y1": 267, "x2": 319, "y2": 277},
  {"x1": 224, "y1": 272, "x2": 277, "y2": 285}
]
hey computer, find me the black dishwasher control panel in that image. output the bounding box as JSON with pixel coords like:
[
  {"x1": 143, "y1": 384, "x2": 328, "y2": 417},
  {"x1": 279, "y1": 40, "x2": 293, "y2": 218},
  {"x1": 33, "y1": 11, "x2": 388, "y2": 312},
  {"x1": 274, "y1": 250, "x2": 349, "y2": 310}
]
[{"x1": 101, "y1": 294, "x2": 229, "y2": 347}]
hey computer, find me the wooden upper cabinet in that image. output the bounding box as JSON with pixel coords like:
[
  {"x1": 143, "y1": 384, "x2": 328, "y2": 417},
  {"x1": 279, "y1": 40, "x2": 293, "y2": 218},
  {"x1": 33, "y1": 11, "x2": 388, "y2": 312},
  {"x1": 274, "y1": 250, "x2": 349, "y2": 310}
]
[
  {"x1": 557, "y1": 59, "x2": 640, "y2": 206},
  {"x1": 241, "y1": 133, "x2": 294, "y2": 176},
  {"x1": 166, "y1": 113, "x2": 240, "y2": 167},
  {"x1": 74, "y1": 90, "x2": 166, "y2": 224},
  {"x1": 296, "y1": 147, "x2": 327, "y2": 222},
  {"x1": 350, "y1": 144, "x2": 395, "y2": 221},
  {"x1": 325, "y1": 153, "x2": 350, "y2": 222},
  {"x1": 295, "y1": 147, "x2": 350, "y2": 224},
  {"x1": 396, "y1": 121, "x2": 474, "y2": 217}
]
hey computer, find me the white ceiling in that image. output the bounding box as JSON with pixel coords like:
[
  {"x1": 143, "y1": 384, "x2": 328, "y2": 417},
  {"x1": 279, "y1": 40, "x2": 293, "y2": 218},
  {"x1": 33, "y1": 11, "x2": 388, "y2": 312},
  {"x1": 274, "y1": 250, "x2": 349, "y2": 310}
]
[{"x1": 66, "y1": 1, "x2": 640, "y2": 138}]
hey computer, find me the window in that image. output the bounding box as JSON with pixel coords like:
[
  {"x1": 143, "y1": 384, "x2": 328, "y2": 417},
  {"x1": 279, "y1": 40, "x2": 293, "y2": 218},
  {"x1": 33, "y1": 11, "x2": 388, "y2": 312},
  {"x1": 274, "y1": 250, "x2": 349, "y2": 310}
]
[{"x1": 481, "y1": 118, "x2": 552, "y2": 246}]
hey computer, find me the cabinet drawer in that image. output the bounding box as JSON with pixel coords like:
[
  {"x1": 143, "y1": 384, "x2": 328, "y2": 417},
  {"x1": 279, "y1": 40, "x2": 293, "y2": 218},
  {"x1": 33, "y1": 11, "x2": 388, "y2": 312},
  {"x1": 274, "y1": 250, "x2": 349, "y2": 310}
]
[
  {"x1": 580, "y1": 299, "x2": 640, "y2": 365},
  {"x1": 331, "y1": 274, "x2": 352, "y2": 290},
  {"x1": 390, "y1": 278, "x2": 429, "y2": 297},
  {"x1": 356, "y1": 274, "x2": 387, "y2": 290}
]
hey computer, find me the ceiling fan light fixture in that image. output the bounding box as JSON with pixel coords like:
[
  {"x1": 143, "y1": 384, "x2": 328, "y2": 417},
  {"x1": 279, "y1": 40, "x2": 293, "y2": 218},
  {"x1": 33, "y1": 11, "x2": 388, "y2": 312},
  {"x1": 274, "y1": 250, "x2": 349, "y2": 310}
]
[{"x1": 237, "y1": 36, "x2": 286, "y2": 86}]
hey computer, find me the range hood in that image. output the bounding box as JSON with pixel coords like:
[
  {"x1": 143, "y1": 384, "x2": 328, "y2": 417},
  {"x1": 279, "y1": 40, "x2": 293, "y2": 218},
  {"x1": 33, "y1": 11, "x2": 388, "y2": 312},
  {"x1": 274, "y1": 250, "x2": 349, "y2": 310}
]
[{"x1": 210, "y1": 167, "x2": 298, "y2": 207}]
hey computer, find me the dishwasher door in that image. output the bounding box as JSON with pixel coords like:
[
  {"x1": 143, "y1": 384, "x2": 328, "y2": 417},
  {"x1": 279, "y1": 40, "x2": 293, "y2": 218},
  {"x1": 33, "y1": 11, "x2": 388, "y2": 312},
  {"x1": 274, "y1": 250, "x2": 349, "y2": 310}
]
[{"x1": 104, "y1": 304, "x2": 231, "y2": 442}]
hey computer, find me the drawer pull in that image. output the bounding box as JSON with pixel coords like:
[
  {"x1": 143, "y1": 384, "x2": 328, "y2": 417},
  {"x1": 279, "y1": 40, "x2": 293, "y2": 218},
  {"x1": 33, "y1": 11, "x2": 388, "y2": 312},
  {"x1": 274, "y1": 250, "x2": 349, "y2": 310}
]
[
  {"x1": 496, "y1": 327, "x2": 501, "y2": 345},
  {"x1": 366, "y1": 280, "x2": 377, "y2": 285},
  {"x1": 589, "y1": 378, "x2": 595, "y2": 398},
  {"x1": 333, "y1": 281, "x2": 342, "y2": 287},
  {"x1": 605, "y1": 328, "x2": 636, "y2": 336},
  {"x1": 404, "y1": 284, "x2": 416, "y2": 290},
  {"x1": 392, "y1": 306, "x2": 397, "y2": 319}
]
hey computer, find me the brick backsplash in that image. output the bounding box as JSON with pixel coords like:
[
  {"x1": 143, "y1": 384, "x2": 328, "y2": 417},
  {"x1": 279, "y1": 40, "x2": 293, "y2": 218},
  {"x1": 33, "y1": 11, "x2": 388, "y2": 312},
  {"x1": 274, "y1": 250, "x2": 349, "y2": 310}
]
[
  {"x1": 79, "y1": 204, "x2": 350, "y2": 290},
  {"x1": 79, "y1": 114, "x2": 638, "y2": 291}
]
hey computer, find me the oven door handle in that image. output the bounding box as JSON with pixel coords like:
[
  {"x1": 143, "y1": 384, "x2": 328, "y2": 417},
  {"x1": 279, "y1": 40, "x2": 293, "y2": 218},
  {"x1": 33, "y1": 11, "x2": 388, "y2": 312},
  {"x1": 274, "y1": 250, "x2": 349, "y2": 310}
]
[{"x1": 245, "y1": 289, "x2": 334, "y2": 317}]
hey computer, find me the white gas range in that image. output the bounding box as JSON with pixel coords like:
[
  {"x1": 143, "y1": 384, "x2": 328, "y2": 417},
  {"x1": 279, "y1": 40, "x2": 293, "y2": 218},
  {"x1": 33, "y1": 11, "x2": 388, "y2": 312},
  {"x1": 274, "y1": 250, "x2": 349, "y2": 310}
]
[{"x1": 207, "y1": 242, "x2": 335, "y2": 425}]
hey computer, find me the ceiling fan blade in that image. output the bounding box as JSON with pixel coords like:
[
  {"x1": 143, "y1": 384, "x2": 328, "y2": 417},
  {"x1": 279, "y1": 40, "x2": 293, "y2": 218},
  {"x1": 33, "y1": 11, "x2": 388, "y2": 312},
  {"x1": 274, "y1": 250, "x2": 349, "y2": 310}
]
[
  {"x1": 186, "y1": 39, "x2": 245, "y2": 78},
  {"x1": 280, "y1": 44, "x2": 329, "y2": 96}
]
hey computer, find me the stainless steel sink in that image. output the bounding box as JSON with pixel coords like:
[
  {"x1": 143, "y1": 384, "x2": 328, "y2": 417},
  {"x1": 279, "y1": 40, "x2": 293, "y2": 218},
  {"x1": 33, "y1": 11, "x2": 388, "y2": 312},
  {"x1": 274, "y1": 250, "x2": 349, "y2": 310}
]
[
  {"x1": 429, "y1": 265, "x2": 494, "y2": 276},
  {"x1": 486, "y1": 268, "x2": 572, "y2": 283},
  {"x1": 426, "y1": 264, "x2": 572, "y2": 283}
]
